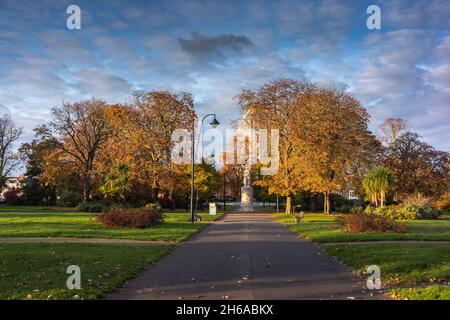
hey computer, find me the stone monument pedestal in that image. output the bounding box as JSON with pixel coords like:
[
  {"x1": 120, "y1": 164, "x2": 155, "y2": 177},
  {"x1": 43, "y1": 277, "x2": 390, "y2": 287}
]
[{"x1": 239, "y1": 186, "x2": 254, "y2": 212}]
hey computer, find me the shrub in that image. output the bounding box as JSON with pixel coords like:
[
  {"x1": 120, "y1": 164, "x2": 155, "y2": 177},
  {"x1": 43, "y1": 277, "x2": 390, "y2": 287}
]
[
  {"x1": 373, "y1": 206, "x2": 390, "y2": 216},
  {"x1": 143, "y1": 202, "x2": 160, "y2": 210},
  {"x1": 436, "y1": 193, "x2": 450, "y2": 213},
  {"x1": 399, "y1": 193, "x2": 440, "y2": 219},
  {"x1": 336, "y1": 213, "x2": 406, "y2": 233},
  {"x1": 363, "y1": 194, "x2": 441, "y2": 220},
  {"x1": 57, "y1": 190, "x2": 83, "y2": 207},
  {"x1": 97, "y1": 208, "x2": 164, "y2": 228},
  {"x1": 2, "y1": 187, "x2": 24, "y2": 205},
  {"x1": 350, "y1": 206, "x2": 364, "y2": 214},
  {"x1": 336, "y1": 204, "x2": 353, "y2": 213},
  {"x1": 364, "y1": 205, "x2": 374, "y2": 215},
  {"x1": 157, "y1": 195, "x2": 172, "y2": 209},
  {"x1": 76, "y1": 201, "x2": 105, "y2": 213}
]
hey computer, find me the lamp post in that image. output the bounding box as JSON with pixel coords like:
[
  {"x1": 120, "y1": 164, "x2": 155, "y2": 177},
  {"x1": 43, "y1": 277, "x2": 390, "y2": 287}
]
[
  {"x1": 191, "y1": 114, "x2": 220, "y2": 223},
  {"x1": 223, "y1": 170, "x2": 226, "y2": 211}
]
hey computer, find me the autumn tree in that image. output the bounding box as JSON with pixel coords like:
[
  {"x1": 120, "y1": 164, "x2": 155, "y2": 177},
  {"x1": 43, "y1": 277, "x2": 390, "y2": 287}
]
[
  {"x1": 19, "y1": 134, "x2": 57, "y2": 205},
  {"x1": 237, "y1": 79, "x2": 315, "y2": 213},
  {"x1": 290, "y1": 87, "x2": 379, "y2": 213},
  {"x1": 383, "y1": 131, "x2": 449, "y2": 198},
  {"x1": 129, "y1": 90, "x2": 196, "y2": 201},
  {"x1": 36, "y1": 98, "x2": 112, "y2": 200},
  {"x1": 187, "y1": 159, "x2": 221, "y2": 210},
  {"x1": 379, "y1": 118, "x2": 409, "y2": 144},
  {"x1": 0, "y1": 116, "x2": 24, "y2": 187}
]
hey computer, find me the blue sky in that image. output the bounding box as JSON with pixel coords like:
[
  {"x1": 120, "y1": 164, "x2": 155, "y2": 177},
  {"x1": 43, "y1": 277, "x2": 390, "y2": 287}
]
[{"x1": 0, "y1": 0, "x2": 449, "y2": 151}]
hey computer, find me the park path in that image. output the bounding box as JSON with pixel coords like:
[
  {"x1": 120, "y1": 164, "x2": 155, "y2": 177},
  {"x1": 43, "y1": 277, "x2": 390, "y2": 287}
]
[
  {"x1": 0, "y1": 237, "x2": 174, "y2": 245},
  {"x1": 107, "y1": 213, "x2": 387, "y2": 300}
]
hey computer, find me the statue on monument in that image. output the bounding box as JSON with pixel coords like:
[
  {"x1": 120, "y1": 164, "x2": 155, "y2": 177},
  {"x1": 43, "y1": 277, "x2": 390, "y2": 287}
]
[
  {"x1": 240, "y1": 157, "x2": 254, "y2": 212},
  {"x1": 235, "y1": 109, "x2": 255, "y2": 212}
]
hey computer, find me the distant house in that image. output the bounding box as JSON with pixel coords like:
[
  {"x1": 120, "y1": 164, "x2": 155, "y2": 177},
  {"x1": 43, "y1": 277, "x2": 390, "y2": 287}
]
[
  {"x1": 347, "y1": 189, "x2": 359, "y2": 200},
  {"x1": 0, "y1": 176, "x2": 24, "y2": 202}
]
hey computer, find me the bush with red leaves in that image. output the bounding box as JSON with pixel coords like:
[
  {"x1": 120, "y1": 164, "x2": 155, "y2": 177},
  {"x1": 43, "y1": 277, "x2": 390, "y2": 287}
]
[
  {"x1": 335, "y1": 213, "x2": 406, "y2": 233},
  {"x1": 2, "y1": 187, "x2": 24, "y2": 205},
  {"x1": 97, "y1": 208, "x2": 164, "y2": 229}
]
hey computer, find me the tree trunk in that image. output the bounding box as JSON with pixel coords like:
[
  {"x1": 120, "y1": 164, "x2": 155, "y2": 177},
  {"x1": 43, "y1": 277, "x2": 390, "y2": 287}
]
[
  {"x1": 83, "y1": 174, "x2": 90, "y2": 201},
  {"x1": 327, "y1": 194, "x2": 331, "y2": 214},
  {"x1": 170, "y1": 189, "x2": 176, "y2": 210},
  {"x1": 285, "y1": 195, "x2": 292, "y2": 214},
  {"x1": 323, "y1": 192, "x2": 331, "y2": 214},
  {"x1": 380, "y1": 190, "x2": 385, "y2": 207}
]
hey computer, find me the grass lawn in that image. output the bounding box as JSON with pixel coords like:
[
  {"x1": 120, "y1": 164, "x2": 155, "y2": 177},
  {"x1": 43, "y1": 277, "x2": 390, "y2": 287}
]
[
  {"x1": 323, "y1": 243, "x2": 450, "y2": 285},
  {"x1": 272, "y1": 213, "x2": 450, "y2": 243},
  {"x1": 0, "y1": 205, "x2": 222, "y2": 242},
  {"x1": 323, "y1": 243, "x2": 450, "y2": 300},
  {"x1": 0, "y1": 243, "x2": 172, "y2": 300},
  {"x1": 273, "y1": 212, "x2": 450, "y2": 300},
  {"x1": 389, "y1": 285, "x2": 450, "y2": 300}
]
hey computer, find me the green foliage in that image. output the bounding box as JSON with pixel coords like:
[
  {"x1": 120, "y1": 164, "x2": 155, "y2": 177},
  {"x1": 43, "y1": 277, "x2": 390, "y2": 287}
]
[
  {"x1": 76, "y1": 200, "x2": 105, "y2": 213},
  {"x1": 21, "y1": 178, "x2": 54, "y2": 205},
  {"x1": 350, "y1": 205, "x2": 364, "y2": 214},
  {"x1": 188, "y1": 160, "x2": 221, "y2": 203},
  {"x1": 99, "y1": 163, "x2": 131, "y2": 202},
  {"x1": 398, "y1": 194, "x2": 440, "y2": 219},
  {"x1": 387, "y1": 205, "x2": 418, "y2": 220},
  {"x1": 336, "y1": 204, "x2": 352, "y2": 212},
  {"x1": 364, "y1": 205, "x2": 374, "y2": 215},
  {"x1": 56, "y1": 190, "x2": 83, "y2": 207},
  {"x1": 365, "y1": 199, "x2": 440, "y2": 220},
  {"x1": 0, "y1": 176, "x2": 7, "y2": 189},
  {"x1": 363, "y1": 166, "x2": 394, "y2": 207}
]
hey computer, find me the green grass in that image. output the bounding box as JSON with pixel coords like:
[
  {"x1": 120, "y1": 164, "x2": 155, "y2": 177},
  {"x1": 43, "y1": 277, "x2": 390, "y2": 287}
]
[
  {"x1": 0, "y1": 205, "x2": 222, "y2": 242},
  {"x1": 272, "y1": 213, "x2": 450, "y2": 242},
  {"x1": 273, "y1": 212, "x2": 450, "y2": 300},
  {"x1": 0, "y1": 243, "x2": 172, "y2": 300},
  {"x1": 323, "y1": 243, "x2": 450, "y2": 286},
  {"x1": 389, "y1": 285, "x2": 450, "y2": 300}
]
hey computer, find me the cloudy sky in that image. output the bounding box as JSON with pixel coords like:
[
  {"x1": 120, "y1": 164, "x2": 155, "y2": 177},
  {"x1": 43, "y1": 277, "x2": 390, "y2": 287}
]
[{"x1": 0, "y1": 0, "x2": 449, "y2": 151}]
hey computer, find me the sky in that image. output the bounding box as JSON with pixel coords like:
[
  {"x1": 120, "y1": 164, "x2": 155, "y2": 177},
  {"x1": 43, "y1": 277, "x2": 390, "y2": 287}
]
[{"x1": 0, "y1": 0, "x2": 449, "y2": 153}]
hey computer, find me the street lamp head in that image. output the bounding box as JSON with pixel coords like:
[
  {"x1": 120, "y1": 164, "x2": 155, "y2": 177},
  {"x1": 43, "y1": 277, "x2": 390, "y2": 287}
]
[{"x1": 210, "y1": 116, "x2": 220, "y2": 128}]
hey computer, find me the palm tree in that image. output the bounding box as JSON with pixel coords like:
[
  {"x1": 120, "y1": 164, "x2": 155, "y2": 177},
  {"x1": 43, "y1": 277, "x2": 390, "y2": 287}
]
[
  {"x1": 372, "y1": 166, "x2": 394, "y2": 207},
  {"x1": 99, "y1": 163, "x2": 131, "y2": 204},
  {"x1": 363, "y1": 171, "x2": 378, "y2": 206},
  {"x1": 363, "y1": 166, "x2": 394, "y2": 207}
]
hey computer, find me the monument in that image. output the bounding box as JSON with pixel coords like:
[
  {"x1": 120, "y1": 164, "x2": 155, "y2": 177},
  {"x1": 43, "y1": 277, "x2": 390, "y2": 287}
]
[
  {"x1": 237, "y1": 111, "x2": 255, "y2": 212},
  {"x1": 239, "y1": 159, "x2": 254, "y2": 212}
]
